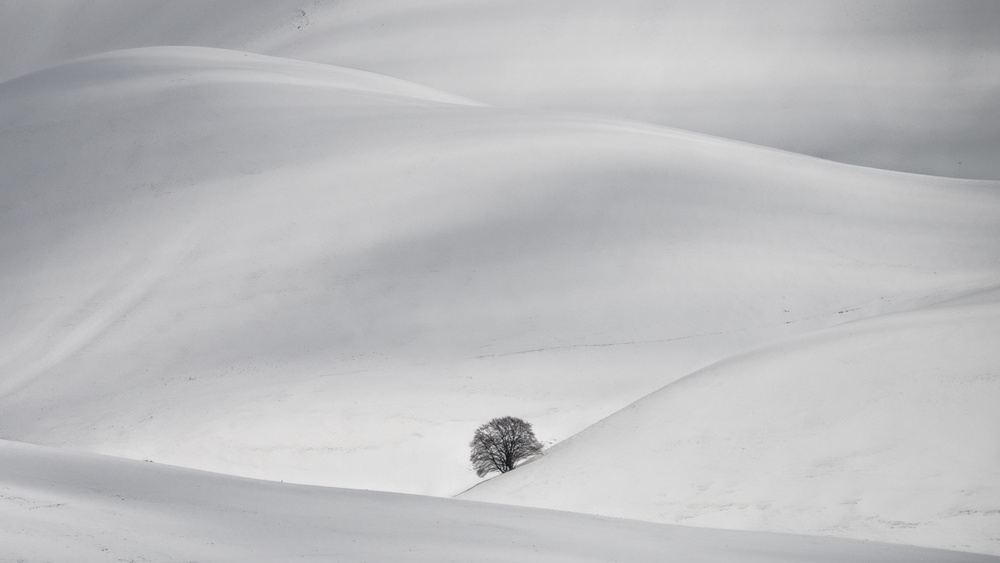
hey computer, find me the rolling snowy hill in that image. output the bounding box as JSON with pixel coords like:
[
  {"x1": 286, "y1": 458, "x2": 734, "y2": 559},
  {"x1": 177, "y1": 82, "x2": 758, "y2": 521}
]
[
  {"x1": 2, "y1": 439, "x2": 997, "y2": 563},
  {"x1": 1, "y1": 1, "x2": 998, "y2": 179},
  {"x1": 1, "y1": 2, "x2": 998, "y2": 560},
  {"x1": 461, "y1": 290, "x2": 1000, "y2": 554},
  {"x1": 3, "y1": 44, "x2": 996, "y2": 498}
]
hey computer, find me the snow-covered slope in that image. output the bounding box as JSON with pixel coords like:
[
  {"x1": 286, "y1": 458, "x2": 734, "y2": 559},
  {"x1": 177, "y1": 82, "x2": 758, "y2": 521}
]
[
  {"x1": 2, "y1": 3, "x2": 999, "y2": 559},
  {"x1": 461, "y1": 290, "x2": 1000, "y2": 554},
  {"x1": 2, "y1": 439, "x2": 996, "y2": 563},
  {"x1": 3, "y1": 46, "x2": 997, "y2": 505},
  {"x1": 1, "y1": 1, "x2": 998, "y2": 179}
]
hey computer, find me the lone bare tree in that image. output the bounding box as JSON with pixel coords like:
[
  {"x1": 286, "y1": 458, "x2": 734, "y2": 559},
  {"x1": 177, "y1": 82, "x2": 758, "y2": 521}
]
[{"x1": 469, "y1": 416, "x2": 543, "y2": 477}]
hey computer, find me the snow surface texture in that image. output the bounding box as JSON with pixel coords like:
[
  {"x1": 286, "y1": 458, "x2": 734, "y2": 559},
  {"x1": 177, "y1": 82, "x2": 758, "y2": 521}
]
[
  {"x1": 462, "y1": 293, "x2": 1000, "y2": 554},
  {"x1": 1, "y1": 1, "x2": 998, "y2": 180},
  {"x1": 1, "y1": 2, "x2": 999, "y2": 560},
  {"x1": 5, "y1": 439, "x2": 996, "y2": 563}
]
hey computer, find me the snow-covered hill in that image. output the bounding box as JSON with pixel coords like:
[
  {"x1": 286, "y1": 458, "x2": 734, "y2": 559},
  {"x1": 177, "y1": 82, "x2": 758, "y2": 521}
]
[
  {"x1": 1, "y1": 2, "x2": 998, "y2": 560},
  {"x1": 1, "y1": 1, "x2": 998, "y2": 179},
  {"x1": 3, "y1": 45, "x2": 996, "y2": 501},
  {"x1": 3, "y1": 439, "x2": 996, "y2": 563},
  {"x1": 461, "y1": 290, "x2": 1000, "y2": 554}
]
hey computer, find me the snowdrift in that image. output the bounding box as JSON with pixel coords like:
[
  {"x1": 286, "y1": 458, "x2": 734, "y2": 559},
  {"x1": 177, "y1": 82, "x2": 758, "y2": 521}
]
[
  {"x1": 1, "y1": 1, "x2": 998, "y2": 179},
  {"x1": 462, "y1": 291, "x2": 1000, "y2": 554},
  {"x1": 2, "y1": 439, "x2": 996, "y2": 563}
]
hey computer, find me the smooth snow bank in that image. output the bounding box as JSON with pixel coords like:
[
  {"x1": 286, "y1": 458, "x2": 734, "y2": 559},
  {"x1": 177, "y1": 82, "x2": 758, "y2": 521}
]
[
  {"x1": 0, "y1": 1, "x2": 997, "y2": 179},
  {"x1": 2, "y1": 440, "x2": 996, "y2": 563},
  {"x1": 461, "y1": 292, "x2": 1000, "y2": 555},
  {"x1": 1, "y1": 46, "x2": 999, "y2": 500},
  {"x1": 1, "y1": 44, "x2": 481, "y2": 109}
]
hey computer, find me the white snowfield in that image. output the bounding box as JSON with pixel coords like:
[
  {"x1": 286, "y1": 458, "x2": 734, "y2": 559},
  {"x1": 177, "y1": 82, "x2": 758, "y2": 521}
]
[
  {"x1": 1, "y1": 2, "x2": 998, "y2": 561},
  {"x1": 4, "y1": 439, "x2": 995, "y2": 563},
  {"x1": 462, "y1": 291, "x2": 1000, "y2": 554},
  {"x1": 1, "y1": 1, "x2": 998, "y2": 180}
]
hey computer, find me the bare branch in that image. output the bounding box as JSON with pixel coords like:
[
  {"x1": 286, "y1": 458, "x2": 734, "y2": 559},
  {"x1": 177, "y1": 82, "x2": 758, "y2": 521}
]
[{"x1": 469, "y1": 416, "x2": 543, "y2": 477}]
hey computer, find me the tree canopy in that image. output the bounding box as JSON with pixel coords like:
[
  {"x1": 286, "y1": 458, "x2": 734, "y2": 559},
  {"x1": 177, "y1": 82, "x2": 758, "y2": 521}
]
[{"x1": 469, "y1": 416, "x2": 543, "y2": 477}]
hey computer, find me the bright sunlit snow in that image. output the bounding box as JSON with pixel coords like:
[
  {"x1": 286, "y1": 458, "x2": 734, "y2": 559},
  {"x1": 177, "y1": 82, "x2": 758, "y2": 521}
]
[{"x1": 1, "y1": 2, "x2": 998, "y2": 561}]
